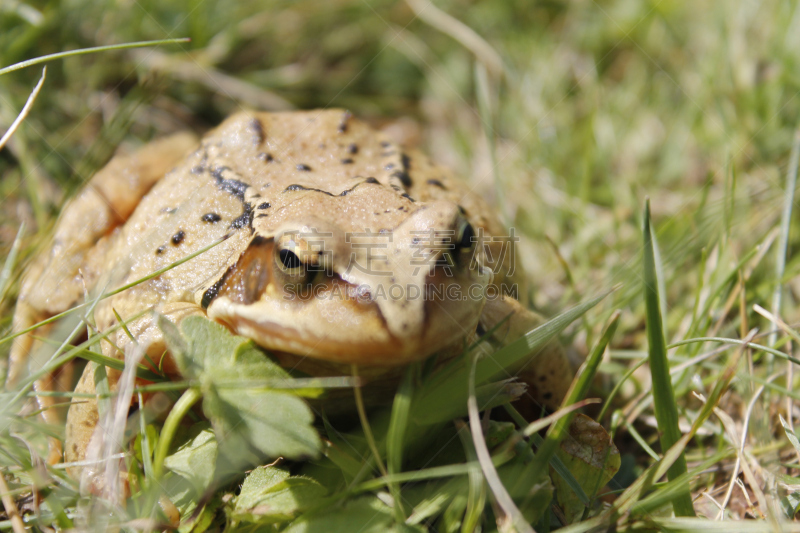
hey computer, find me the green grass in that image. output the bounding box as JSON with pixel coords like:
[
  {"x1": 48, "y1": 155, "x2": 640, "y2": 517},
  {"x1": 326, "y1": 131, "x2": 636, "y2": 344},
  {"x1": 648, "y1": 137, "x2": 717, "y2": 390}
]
[{"x1": 3, "y1": 0, "x2": 800, "y2": 530}]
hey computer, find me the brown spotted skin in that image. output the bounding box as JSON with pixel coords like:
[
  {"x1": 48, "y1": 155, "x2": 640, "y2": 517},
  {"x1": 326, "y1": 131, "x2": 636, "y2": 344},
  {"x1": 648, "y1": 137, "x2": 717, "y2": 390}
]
[{"x1": 8, "y1": 110, "x2": 572, "y2": 474}]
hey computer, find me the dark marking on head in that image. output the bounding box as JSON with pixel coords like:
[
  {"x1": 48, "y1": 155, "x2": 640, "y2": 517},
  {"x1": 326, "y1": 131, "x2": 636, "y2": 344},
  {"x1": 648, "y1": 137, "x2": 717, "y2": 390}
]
[
  {"x1": 284, "y1": 184, "x2": 334, "y2": 196},
  {"x1": 296, "y1": 164, "x2": 312, "y2": 172},
  {"x1": 427, "y1": 178, "x2": 447, "y2": 189},
  {"x1": 211, "y1": 167, "x2": 249, "y2": 201},
  {"x1": 339, "y1": 180, "x2": 375, "y2": 196},
  {"x1": 347, "y1": 143, "x2": 358, "y2": 154},
  {"x1": 380, "y1": 141, "x2": 391, "y2": 148},
  {"x1": 258, "y1": 152, "x2": 274, "y2": 163},
  {"x1": 257, "y1": 213, "x2": 270, "y2": 218},
  {"x1": 392, "y1": 170, "x2": 412, "y2": 188},
  {"x1": 285, "y1": 181, "x2": 375, "y2": 197},
  {"x1": 202, "y1": 266, "x2": 234, "y2": 308},
  {"x1": 341, "y1": 158, "x2": 354, "y2": 164},
  {"x1": 543, "y1": 392, "x2": 553, "y2": 400},
  {"x1": 401, "y1": 193, "x2": 415, "y2": 202},
  {"x1": 202, "y1": 213, "x2": 222, "y2": 223},
  {"x1": 230, "y1": 203, "x2": 254, "y2": 230},
  {"x1": 171, "y1": 231, "x2": 185, "y2": 245},
  {"x1": 338, "y1": 111, "x2": 352, "y2": 133},
  {"x1": 156, "y1": 245, "x2": 166, "y2": 255},
  {"x1": 251, "y1": 193, "x2": 261, "y2": 198},
  {"x1": 249, "y1": 117, "x2": 265, "y2": 145},
  {"x1": 458, "y1": 205, "x2": 467, "y2": 215},
  {"x1": 258, "y1": 202, "x2": 271, "y2": 210},
  {"x1": 401, "y1": 153, "x2": 411, "y2": 171}
]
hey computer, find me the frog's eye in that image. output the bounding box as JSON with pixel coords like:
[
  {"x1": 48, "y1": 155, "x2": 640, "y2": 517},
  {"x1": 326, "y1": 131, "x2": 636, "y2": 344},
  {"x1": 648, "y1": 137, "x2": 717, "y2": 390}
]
[
  {"x1": 277, "y1": 248, "x2": 303, "y2": 275},
  {"x1": 438, "y1": 219, "x2": 477, "y2": 269},
  {"x1": 454, "y1": 220, "x2": 476, "y2": 256},
  {"x1": 274, "y1": 242, "x2": 315, "y2": 292}
]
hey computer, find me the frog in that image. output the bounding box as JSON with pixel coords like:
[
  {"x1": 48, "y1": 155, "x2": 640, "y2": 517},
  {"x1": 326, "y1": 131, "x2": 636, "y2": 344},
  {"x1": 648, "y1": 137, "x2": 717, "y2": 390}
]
[{"x1": 7, "y1": 109, "x2": 573, "y2": 479}]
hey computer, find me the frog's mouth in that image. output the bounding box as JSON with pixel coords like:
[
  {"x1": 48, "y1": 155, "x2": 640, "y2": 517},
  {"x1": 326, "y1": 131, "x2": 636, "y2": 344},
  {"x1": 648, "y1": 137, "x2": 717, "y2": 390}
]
[
  {"x1": 206, "y1": 263, "x2": 490, "y2": 366},
  {"x1": 208, "y1": 288, "x2": 482, "y2": 366}
]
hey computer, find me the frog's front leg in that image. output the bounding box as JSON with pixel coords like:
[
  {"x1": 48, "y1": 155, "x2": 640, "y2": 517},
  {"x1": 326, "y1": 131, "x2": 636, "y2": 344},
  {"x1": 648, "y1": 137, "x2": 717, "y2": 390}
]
[
  {"x1": 7, "y1": 133, "x2": 197, "y2": 463},
  {"x1": 479, "y1": 295, "x2": 573, "y2": 414},
  {"x1": 65, "y1": 302, "x2": 204, "y2": 483}
]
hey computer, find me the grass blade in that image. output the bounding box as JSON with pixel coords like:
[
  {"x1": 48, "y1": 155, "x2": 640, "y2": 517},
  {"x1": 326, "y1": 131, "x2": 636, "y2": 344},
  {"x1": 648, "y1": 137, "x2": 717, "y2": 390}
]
[
  {"x1": 385, "y1": 365, "x2": 414, "y2": 522},
  {"x1": 467, "y1": 352, "x2": 533, "y2": 533},
  {"x1": 768, "y1": 128, "x2": 800, "y2": 351},
  {"x1": 642, "y1": 199, "x2": 694, "y2": 517},
  {"x1": 0, "y1": 67, "x2": 45, "y2": 151},
  {"x1": 0, "y1": 38, "x2": 190, "y2": 76},
  {"x1": 455, "y1": 421, "x2": 488, "y2": 533},
  {"x1": 0, "y1": 223, "x2": 25, "y2": 305}
]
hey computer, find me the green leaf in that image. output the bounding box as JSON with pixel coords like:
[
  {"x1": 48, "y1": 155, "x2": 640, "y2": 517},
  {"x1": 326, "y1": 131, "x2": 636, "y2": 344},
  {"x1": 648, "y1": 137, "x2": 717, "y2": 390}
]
[
  {"x1": 176, "y1": 491, "x2": 225, "y2": 533},
  {"x1": 283, "y1": 496, "x2": 425, "y2": 533},
  {"x1": 204, "y1": 383, "x2": 320, "y2": 464},
  {"x1": 232, "y1": 466, "x2": 327, "y2": 524},
  {"x1": 484, "y1": 420, "x2": 515, "y2": 449},
  {"x1": 781, "y1": 415, "x2": 800, "y2": 457},
  {"x1": 496, "y1": 459, "x2": 552, "y2": 526},
  {"x1": 163, "y1": 422, "x2": 218, "y2": 494},
  {"x1": 402, "y1": 476, "x2": 469, "y2": 526},
  {"x1": 552, "y1": 414, "x2": 620, "y2": 523},
  {"x1": 159, "y1": 316, "x2": 322, "y2": 467},
  {"x1": 180, "y1": 316, "x2": 250, "y2": 375},
  {"x1": 783, "y1": 492, "x2": 800, "y2": 518}
]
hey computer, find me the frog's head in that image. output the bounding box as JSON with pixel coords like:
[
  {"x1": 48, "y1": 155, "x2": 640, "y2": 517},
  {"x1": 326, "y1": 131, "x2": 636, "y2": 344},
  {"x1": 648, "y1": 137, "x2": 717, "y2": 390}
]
[{"x1": 206, "y1": 196, "x2": 492, "y2": 366}]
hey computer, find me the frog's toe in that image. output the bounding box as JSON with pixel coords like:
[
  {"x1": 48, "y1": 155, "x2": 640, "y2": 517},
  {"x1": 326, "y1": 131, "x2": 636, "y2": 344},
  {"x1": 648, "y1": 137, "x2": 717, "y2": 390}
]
[
  {"x1": 64, "y1": 363, "x2": 101, "y2": 477},
  {"x1": 516, "y1": 341, "x2": 573, "y2": 411},
  {"x1": 479, "y1": 295, "x2": 574, "y2": 413}
]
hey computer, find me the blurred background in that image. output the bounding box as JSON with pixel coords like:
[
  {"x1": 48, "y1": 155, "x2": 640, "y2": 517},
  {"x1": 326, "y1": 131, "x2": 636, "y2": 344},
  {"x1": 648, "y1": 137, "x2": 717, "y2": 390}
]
[{"x1": 2, "y1": 0, "x2": 800, "y2": 415}]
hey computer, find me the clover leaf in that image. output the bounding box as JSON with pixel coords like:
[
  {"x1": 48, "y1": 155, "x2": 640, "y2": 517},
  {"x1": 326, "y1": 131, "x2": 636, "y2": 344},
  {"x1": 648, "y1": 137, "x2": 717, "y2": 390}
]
[{"x1": 158, "y1": 316, "x2": 321, "y2": 469}]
